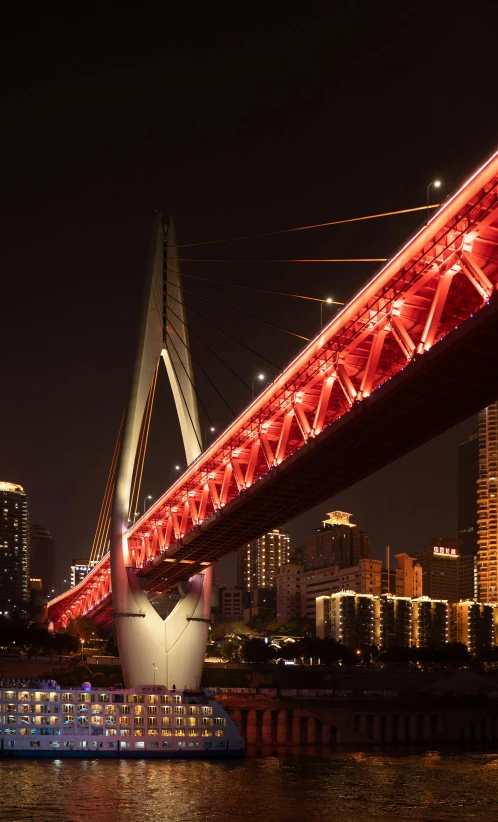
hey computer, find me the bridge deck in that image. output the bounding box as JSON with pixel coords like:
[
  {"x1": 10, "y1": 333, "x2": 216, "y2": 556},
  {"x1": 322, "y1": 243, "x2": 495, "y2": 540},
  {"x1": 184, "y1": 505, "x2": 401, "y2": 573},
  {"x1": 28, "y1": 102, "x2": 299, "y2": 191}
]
[{"x1": 48, "y1": 149, "x2": 498, "y2": 628}]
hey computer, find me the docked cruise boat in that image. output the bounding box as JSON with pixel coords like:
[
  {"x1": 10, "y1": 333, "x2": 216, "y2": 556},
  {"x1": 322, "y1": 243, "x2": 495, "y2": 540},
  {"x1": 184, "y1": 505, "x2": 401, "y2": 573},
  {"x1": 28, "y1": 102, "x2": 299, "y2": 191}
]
[{"x1": 0, "y1": 681, "x2": 244, "y2": 758}]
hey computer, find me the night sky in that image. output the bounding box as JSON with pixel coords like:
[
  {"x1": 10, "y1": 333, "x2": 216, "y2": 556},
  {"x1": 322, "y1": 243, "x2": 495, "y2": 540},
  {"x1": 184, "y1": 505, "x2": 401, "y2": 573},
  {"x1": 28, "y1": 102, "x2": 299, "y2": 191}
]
[{"x1": 2, "y1": 4, "x2": 498, "y2": 589}]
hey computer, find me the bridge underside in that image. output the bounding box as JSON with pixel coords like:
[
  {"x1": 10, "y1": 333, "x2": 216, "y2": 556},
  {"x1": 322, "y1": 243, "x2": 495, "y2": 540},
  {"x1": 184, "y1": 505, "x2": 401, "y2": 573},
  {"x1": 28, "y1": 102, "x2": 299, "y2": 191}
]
[{"x1": 89, "y1": 296, "x2": 498, "y2": 628}]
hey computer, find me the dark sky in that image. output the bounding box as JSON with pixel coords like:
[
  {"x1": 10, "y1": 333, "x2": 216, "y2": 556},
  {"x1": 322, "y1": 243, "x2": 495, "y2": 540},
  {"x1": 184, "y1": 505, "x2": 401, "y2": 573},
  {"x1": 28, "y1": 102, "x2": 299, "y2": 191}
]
[{"x1": 2, "y1": 3, "x2": 497, "y2": 589}]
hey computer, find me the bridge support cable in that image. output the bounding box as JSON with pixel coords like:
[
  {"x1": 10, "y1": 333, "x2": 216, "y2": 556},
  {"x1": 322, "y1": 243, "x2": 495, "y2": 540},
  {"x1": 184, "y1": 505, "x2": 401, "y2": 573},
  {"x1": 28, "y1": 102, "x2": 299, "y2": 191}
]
[
  {"x1": 128, "y1": 359, "x2": 159, "y2": 523},
  {"x1": 165, "y1": 273, "x2": 310, "y2": 341},
  {"x1": 165, "y1": 313, "x2": 234, "y2": 420},
  {"x1": 167, "y1": 269, "x2": 346, "y2": 305},
  {"x1": 165, "y1": 287, "x2": 281, "y2": 370},
  {"x1": 89, "y1": 411, "x2": 125, "y2": 565},
  {"x1": 47, "y1": 150, "x2": 498, "y2": 673},
  {"x1": 169, "y1": 204, "x2": 441, "y2": 249},
  {"x1": 165, "y1": 295, "x2": 252, "y2": 394}
]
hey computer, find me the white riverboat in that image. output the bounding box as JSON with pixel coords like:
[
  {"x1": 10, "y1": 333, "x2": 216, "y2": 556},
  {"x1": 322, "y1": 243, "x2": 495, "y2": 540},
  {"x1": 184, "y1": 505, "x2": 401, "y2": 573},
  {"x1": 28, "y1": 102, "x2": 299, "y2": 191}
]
[{"x1": 0, "y1": 681, "x2": 244, "y2": 758}]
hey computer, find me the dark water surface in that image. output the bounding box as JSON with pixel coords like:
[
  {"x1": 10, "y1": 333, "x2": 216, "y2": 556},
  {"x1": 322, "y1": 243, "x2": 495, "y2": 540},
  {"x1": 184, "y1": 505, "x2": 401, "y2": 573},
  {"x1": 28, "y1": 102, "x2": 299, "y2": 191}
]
[{"x1": 1, "y1": 748, "x2": 497, "y2": 821}]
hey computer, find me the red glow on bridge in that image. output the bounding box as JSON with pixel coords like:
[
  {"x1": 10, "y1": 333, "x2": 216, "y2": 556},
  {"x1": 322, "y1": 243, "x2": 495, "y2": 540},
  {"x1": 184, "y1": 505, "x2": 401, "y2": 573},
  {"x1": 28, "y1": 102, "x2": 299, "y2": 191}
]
[{"x1": 48, "y1": 149, "x2": 498, "y2": 629}]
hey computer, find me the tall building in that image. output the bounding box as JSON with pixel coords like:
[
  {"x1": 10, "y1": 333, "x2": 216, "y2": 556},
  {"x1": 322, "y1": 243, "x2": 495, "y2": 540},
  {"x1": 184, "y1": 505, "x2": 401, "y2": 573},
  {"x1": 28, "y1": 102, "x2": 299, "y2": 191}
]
[
  {"x1": 302, "y1": 558, "x2": 383, "y2": 620},
  {"x1": 411, "y1": 597, "x2": 449, "y2": 646},
  {"x1": 458, "y1": 431, "x2": 479, "y2": 556},
  {"x1": 30, "y1": 525, "x2": 55, "y2": 596},
  {"x1": 379, "y1": 595, "x2": 412, "y2": 649},
  {"x1": 306, "y1": 511, "x2": 370, "y2": 569},
  {"x1": 276, "y1": 562, "x2": 303, "y2": 624},
  {"x1": 219, "y1": 587, "x2": 244, "y2": 620},
  {"x1": 394, "y1": 553, "x2": 422, "y2": 598},
  {"x1": 70, "y1": 559, "x2": 93, "y2": 588},
  {"x1": 451, "y1": 600, "x2": 494, "y2": 652},
  {"x1": 477, "y1": 404, "x2": 498, "y2": 603},
  {"x1": 237, "y1": 529, "x2": 290, "y2": 592},
  {"x1": 422, "y1": 538, "x2": 459, "y2": 602},
  {"x1": 0, "y1": 481, "x2": 30, "y2": 613},
  {"x1": 316, "y1": 591, "x2": 377, "y2": 647}
]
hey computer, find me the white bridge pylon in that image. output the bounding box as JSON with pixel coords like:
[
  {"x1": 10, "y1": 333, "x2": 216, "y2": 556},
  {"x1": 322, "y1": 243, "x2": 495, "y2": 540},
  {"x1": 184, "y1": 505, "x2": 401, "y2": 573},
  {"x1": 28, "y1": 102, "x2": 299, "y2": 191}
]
[{"x1": 110, "y1": 215, "x2": 212, "y2": 689}]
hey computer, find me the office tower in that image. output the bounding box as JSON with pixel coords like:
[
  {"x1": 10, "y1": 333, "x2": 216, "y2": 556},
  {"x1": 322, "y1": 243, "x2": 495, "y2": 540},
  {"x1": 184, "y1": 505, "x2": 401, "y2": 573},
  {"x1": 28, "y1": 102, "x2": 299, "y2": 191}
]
[
  {"x1": 0, "y1": 481, "x2": 30, "y2": 613},
  {"x1": 306, "y1": 511, "x2": 370, "y2": 569},
  {"x1": 237, "y1": 529, "x2": 290, "y2": 592},
  {"x1": 477, "y1": 404, "x2": 498, "y2": 602},
  {"x1": 422, "y1": 538, "x2": 459, "y2": 602},
  {"x1": 30, "y1": 524, "x2": 56, "y2": 595},
  {"x1": 458, "y1": 431, "x2": 479, "y2": 555},
  {"x1": 411, "y1": 597, "x2": 449, "y2": 646},
  {"x1": 451, "y1": 601, "x2": 494, "y2": 652},
  {"x1": 276, "y1": 563, "x2": 303, "y2": 623}
]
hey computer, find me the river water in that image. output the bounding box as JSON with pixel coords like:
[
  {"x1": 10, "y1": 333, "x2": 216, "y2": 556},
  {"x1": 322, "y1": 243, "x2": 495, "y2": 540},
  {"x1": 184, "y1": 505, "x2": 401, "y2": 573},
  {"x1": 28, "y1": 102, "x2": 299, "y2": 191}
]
[{"x1": 0, "y1": 748, "x2": 497, "y2": 821}]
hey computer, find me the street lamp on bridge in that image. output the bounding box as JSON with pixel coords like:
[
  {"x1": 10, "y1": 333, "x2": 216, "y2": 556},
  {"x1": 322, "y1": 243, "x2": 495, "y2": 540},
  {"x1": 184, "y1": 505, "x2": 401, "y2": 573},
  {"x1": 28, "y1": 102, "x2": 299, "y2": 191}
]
[
  {"x1": 427, "y1": 179, "x2": 442, "y2": 221},
  {"x1": 169, "y1": 464, "x2": 181, "y2": 484},
  {"x1": 252, "y1": 373, "x2": 265, "y2": 399},
  {"x1": 143, "y1": 493, "x2": 153, "y2": 515}
]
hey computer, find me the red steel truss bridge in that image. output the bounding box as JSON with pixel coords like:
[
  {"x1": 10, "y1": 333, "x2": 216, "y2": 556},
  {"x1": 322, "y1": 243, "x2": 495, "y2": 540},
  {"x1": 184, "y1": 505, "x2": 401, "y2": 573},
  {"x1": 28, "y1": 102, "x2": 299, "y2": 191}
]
[{"x1": 48, "y1": 149, "x2": 498, "y2": 629}]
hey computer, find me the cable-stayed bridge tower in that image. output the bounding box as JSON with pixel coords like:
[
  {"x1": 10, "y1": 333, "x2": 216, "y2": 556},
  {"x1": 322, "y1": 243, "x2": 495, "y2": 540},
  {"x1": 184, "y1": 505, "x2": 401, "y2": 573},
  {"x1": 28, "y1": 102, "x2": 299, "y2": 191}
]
[{"x1": 111, "y1": 215, "x2": 211, "y2": 689}]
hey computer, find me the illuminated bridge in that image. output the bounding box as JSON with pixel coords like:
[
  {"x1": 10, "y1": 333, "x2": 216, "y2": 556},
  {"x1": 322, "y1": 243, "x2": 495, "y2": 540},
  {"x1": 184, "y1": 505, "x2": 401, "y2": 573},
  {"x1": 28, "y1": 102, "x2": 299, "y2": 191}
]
[{"x1": 47, "y1": 149, "x2": 498, "y2": 686}]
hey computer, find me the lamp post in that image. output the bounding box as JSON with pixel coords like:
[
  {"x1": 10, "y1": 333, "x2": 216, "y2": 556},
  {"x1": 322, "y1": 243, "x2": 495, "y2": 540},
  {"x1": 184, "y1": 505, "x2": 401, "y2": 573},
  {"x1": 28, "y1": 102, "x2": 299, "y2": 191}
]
[
  {"x1": 80, "y1": 639, "x2": 85, "y2": 662},
  {"x1": 204, "y1": 426, "x2": 216, "y2": 446},
  {"x1": 169, "y1": 464, "x2": 181, "y2": 484},
  {"x1": 143, "y1": 494, "x2": 153, "y2": 515},
  {"x1": 320, "y1": 297, "x2": 333, "y2": 328},
  {"x1": 426, "y1": 179, "x2": 442, "y2": 221},
  {"x1": 252, "y1": 373, "x2": 265, "y2": 399}
]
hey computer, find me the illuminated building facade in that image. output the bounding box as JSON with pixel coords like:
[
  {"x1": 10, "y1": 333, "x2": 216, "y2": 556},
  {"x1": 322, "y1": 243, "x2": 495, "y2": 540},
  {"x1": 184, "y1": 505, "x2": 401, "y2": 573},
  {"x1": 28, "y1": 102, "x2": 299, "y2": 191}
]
[
  {"x1": 422, "y1": 539, "x2": 460, "y2": 601},
  {"x1": 316, "y1": 591, "x2": 377, "y2": 647},
  {"x1": 379, "y1": 595, "x2": 412, "y2": 648},
  {"x1": 237, "y1": 530, "x2": 290, "y2": 592},
  {"x1": 477, "y1": 404, "x2": 498, "y2": 603},
  {"x1": 0, "y1": 481, "x2": 30, "y2": 614},
  {"x1": 306, "y1": 511, "x2": 370, "y2": 569},
  {"x1": 70, "y1": 559, "x2": 94, "y2": 589},
  {"x1": 411, "y1": 597, "x2": 449, "y2": 646},
  {"x1": 450, "y1": 600, "x2": 494, "y2": 652}
]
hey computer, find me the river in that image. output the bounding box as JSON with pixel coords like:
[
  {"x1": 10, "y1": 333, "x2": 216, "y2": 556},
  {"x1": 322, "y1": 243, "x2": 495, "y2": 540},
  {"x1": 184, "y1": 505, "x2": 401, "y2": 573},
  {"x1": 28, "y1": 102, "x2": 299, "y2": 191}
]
[{"x1": 0, "y1": 748, "x2": 496, "y2": 821}]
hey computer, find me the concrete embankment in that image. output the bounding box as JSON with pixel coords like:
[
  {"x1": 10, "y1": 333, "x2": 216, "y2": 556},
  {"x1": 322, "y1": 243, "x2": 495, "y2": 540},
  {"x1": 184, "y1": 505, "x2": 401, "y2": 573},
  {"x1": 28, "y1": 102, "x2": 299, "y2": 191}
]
[{"x1": 219, "y1": 694, "x2": 498, "y2": 746}]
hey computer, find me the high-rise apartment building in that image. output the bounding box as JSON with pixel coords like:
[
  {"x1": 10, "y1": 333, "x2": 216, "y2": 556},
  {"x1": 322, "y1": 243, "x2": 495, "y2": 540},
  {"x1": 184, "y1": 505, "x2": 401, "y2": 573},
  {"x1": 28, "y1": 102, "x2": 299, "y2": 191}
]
[
  {"x1": 477, "y1": 404, "x2": 498, "y2": 603},
  {"x1": 458, "y1": 431, "x2": 479, "y2": 556},
  {"x1": 0, "y1": 481, "x2": 30, "y2": 613},
  {"x1": 306, "y1": 511, "x2": 370, "y2": 569},
  {"x1": 30, "y1": 525, "x2": 55, "y2": 596},
  {"x1": 451, "y1": 600, "x2": 494, "y2": 652},
  {"x1": 316, "y1": 591, "x2": 377, "y2": 647},
  {"x1": 411, "y1": 597, "x2": 449, "y2": 646},
  {"x1": 237, "y1": 530, "x2": 290, "y2": 592},
  {"x1": 302, "y1": 558, "x2": 383, "y2": 620}
]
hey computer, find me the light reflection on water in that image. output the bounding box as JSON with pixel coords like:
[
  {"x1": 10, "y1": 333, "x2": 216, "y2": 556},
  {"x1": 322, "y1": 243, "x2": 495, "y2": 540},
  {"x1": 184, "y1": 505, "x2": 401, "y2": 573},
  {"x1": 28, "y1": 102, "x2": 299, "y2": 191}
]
[{"x1": 0, "y1": 749, "x2": 497, "y2": 822}]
